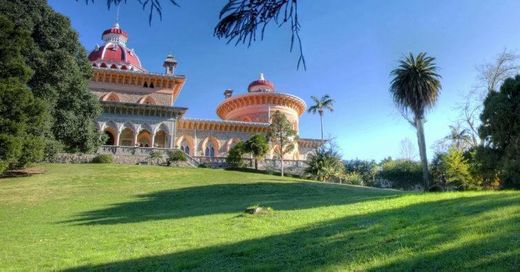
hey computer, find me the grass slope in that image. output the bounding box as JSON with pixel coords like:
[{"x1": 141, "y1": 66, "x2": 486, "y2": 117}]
[{"x1": 0, "y1": 164, "x2": 519, "y2": 271}]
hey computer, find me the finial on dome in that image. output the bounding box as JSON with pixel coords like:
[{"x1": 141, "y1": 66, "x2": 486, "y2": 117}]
[
  {"x1": 113, "y1": 22, "x2": 120, "y2": 29},
  {"x1": 259, "y1": 73, "x2": 265, "y2": 80}
]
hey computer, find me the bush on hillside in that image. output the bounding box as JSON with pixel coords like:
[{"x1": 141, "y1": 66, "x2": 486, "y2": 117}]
[
  {"x1": 378, "y1": 159, "x2": 422, "y2": 190},
  {"x1": 91, "y1": 154, "x2": 113, "y2": 164},
  {"x1": 431, "y1": 148, "x2": 480, "y2": 191},
  {"x1": 305, "y1": 144, "x2": 344, "y2": 182},
  {"x1": 167, "y1": 150, "x2": 187, "y2": 162},
  {"x1": 343, "y1": 172, "x2": 364, "y2": 185},
  {"x1": 344, "y1": 159, "x2": 378, "y2": 186},
  {"x1": 226, "y1": 141, "x2": 246, "y2": 169}
]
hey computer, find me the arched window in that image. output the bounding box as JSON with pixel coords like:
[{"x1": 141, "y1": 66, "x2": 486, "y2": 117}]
[
  {"x1": 149, "y1": 82, "x2": 154, "y2": 88},
  {"x1": 120, "y1": 128, "x2": 134, "y2": 146},
  {"x1": 104, "y1": 130, "x2": 115, "y2": 145},
  {"x1": 143, "y1": 82, "x2": 148, "y2": 88},
  {"x1": 205, "y1": 142, "x2": 215, "y2": 158},
  {"x1": 154, "y1": 130, "x2": 167, "y2": 148},
  {"x1": 137, "y1": 130, "x2": 152, "y2": 147}
]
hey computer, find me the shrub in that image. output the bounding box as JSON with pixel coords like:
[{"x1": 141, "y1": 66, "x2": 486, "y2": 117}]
[
  {"x1": 379, "y1": 159, "x2": 422, "y2": 190},
  {"x1": 167, "y1": 150, "x2": 186, "y2": 162},
  {"x1": 344, "y1": 159, "x2": 378, "y2": 185},
  {"x1": 343, "y1": 172, "x2": 364, "y2": 185},
  {"x1": 149, "y1": 151, "x2": 163, "y2": 165},
  {"x1": 198, "y1": 163, "x2": 208, "y2": 168},
  {"x1": 226, "y1": 141, "x2": 246, "y2": 168},
  {"x1": 91, "y1": 154, "x2": 113, "y2": 164},
  {"x1": 431, "y1": 148, "x2": 479, "y2": 190},
  {"x1": 305, "y1": 144, "x2": 345, "y2": 182}
]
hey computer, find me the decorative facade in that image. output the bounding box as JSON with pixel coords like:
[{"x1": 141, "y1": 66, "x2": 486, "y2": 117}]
[{"x1": 88, "y1": 23, "x2": 322, "y2": 163}]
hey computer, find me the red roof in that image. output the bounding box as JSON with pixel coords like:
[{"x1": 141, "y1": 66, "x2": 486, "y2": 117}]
[
  {"x1": 102, "y1": 27, "x2": 128, "y2": 38},
  {"x1": 88, "y1": 43, "x2": 144, "y2": 71},
  {"x1": 248, "y1": 79, "x2": 275, "y2": 92},
  {"x1": 88, "y1": 24, "x2": 144, "y2": 72}
]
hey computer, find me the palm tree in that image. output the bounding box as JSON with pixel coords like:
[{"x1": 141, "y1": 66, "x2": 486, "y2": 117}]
[
  {"x1": 390, "y1": 52, "x2": 442, "y2": 190},
  {"x1": 308, "y1": 95, "x2": 335, "y2": 141}
]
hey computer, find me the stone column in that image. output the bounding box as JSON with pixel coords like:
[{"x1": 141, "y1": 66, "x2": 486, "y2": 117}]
[
  {"x1": 169, "y1": 119, "x2": 176, "y2": 149},
  {"x1": 115, "y1": 130, "x2": 121, "y2": 146},
  {"x1": 151, "y1": 131, "x2": 156, "y2": 148}
]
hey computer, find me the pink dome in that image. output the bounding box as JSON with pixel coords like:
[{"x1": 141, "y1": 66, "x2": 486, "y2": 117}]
[
  {"x1": 88, "y1": 23, "x2": 145, "y2": 72},
  {"x1": 248, "y1": 73, "x2": 275, "y2": 92}
]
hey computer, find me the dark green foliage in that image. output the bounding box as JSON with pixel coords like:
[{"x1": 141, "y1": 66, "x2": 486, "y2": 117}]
[
  {"x1": 91, "y1": 154, "x2": 113, "y2": 164},
  {"x1": 0, "y1": 0, "x2": 102, "y2": 156},
  {"x1": 168, "y1": 150, "x2": 187, "y2": 162},
  {"x1": 0, "y1": 15, "x2": 46, "y2": 173},
  {"x1": 244, "y1": 134, "x2": 269, "y2": 170},
  {"x1": 344, "y1": 159, "x2": 378, "y2": 186},
  {"x1": 379, "y1": 159, "x2": 423, "y2": 190},
  {"x1": 226, "y1": 141, "x2": 246, "y2": 169},
  {"x1": 304, "y1": 145, "x2": 344, "y2": 182},
  {"x1": 431, "y1": 148, "x2": 478, "y2": 191},
  {"x1": 478, "y1": 75, "x2": 520, "y2": 188}
]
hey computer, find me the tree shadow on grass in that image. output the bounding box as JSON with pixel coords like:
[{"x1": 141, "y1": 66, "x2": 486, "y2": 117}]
[
  {"x1": 61, "y1": 182, "x2": 399, "y2": 225},
  {"x1": 64, "y1": 194, "x2": 520, "y2": 271}
]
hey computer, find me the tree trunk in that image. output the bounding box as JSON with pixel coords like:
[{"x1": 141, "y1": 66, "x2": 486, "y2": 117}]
[
  {"x1": 254, "y1": 158, "x2": 258, "y2": 170},
  {"x1": 280, "y1": 157, "x2": 284, "y2": 177},
  {"x1": 319, "y1": 111, "x2": 324, "y2": 141},
  {"x1": 415, "y1": 118, "x2": 430, "y2": 191}
]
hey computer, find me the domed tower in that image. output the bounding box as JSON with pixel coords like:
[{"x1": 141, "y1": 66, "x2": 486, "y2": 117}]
[
  {"x1": 88, "y1": 23, "x2": 145, "y2": 72},
  {"x1": 216, "y1": 74, "x2": 306, "y2": 133}
]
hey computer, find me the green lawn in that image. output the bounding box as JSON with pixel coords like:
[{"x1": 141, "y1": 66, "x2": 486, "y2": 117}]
[{"x1": 0, "y1": 164, "x2": 519, "y2": 271}]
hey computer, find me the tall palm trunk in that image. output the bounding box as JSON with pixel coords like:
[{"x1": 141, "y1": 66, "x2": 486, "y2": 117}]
[
  {"x1": 415, "y1": 117, "x2": 429, "y2": 191},
  {"x1": 319, "y1": 110, "x2": 324, "y2": 141}
]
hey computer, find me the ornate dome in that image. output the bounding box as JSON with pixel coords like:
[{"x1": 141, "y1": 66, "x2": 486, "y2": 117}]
[
  {"x1": 217, "y1": 74, "x2": 306, "y2": 127},
  {"x1": 88, "y1": 23, "x2": 145, "y2": 72},
  {"x1": 248, "y1": 73, "x2": 275, "y2": 92}
]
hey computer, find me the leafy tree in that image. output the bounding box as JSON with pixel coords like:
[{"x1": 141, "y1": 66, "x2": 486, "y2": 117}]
[
  {"x1": 390, "y1": 52, "x2": 442, "y2": 190},
  {"x1": 244, "y1": 134, "x2": 269, "y2": 170},
  {"x1": 268, "y1": 111, "x2": 296, "y2": 176},
  {"x1": 307, "y1": 95, "x2": 335, "y2": 141},
  {"x1": 431, "y1": 148, "x2": 478, "y2": 191},
  {"x1": 0, "y1": 0, "x2": 102, "y2": 156},
  {"x1": 305, "y1": 144, "x2": 344, "y2": 182},
  {"x1": 478, "y1": 75, "x2": 520, "y2": 188},
  {"x1": 0, "y1": 15, "x2": 46, "y2": 173},
  {"x1": 226, "y1": 141, "x2": 246, "y2": 168}
]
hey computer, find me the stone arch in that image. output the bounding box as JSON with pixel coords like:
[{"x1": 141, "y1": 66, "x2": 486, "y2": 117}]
[
  {"x1": 201, "y1": 136, "x2": 220, "y2": 158},
  {"x1": 175, "y1": 135, "x2": 195, "y2": 156},
  {"x1": 119, "y1": 125, "x2": 135, "y2": 146},
  {"x1": 138, "y1": 95, "x2": 156, "y2": 105},
  {"x1": 137, "y1": 125, "x2": 153, "y2": 147},
  {"x1": 225, "y1": 137, "x2": 242, "y2": 152},
  {"x1": 153, "y1": 124, "x2": 169, "y2": 148},
  {"x1": 101, "y1": 92, "x2": 120, "y2": 102}
]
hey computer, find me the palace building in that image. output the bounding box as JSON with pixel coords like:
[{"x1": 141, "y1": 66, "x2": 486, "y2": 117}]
[{"x1": 88, "y1": 23, "x2": 322, "y2": 164}]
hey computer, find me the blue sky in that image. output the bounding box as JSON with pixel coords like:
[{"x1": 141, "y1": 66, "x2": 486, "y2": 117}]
[{"x1": 49, "y1": 0, "x2": 520, "y2": 161}]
